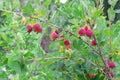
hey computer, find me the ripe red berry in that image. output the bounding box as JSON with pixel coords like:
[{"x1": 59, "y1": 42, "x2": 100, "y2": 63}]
[
  {"x1": 64, "y1": 40, "x2": 72, "y2": 49},
  {"x1": 110, "y1": 72, "x2": 114, "y2": 78},
  {"x1": 91, "y1": 39, "x2": 97, "y2": 46},
  {"x1": 64, "y1": 40, "x2": 70, "y2": 46},
  {"x1": 78, "y1": 28, "x2": 86, "y2": 36},
  {"x1": 26, "y1": 25, "x2": 32, "y2": 33},
  {"x1": 84, "y1": 26, "x2": 89, "y2": 31},
  {"x1": 33, "y1": 23, "x2": 42, "y2": 33},
  {"x1": 51, "y1": 32, "x2": 58, "y2": 41},
  {"x1": 89, "y1": 74, "x2": 96, "y2": 79},
  {"x1": 55, "y1": 30, "x2": 59, "y2": 34},
  {"x1": 86, "y1": 28, "x2": 94, "y2": 38},
  {"x1": 108, "y1": 61, "x2": 115, "y2": 69},
  {"x1": 60, "y1": 34, "x2": 64, "y2": 38}
]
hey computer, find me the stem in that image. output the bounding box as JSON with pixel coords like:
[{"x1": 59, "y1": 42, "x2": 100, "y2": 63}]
[
  {"x1": 27, "y1": 56, "x2": 100, "y2": 70},
  {"x1": 95, "y1": 40, "x2": 112, "y2": 79},
  {"x1": 78, "y1": 58, "x2": 100, "y2": 70},
  {"x1": 109, "y1": 21, "x2": 112, "y2": 54},
  {"x1": 27, "y1": 56, "x2": 67, "y2": 62},
  {"x1": 88, "y1": 20, "x2": 113, "y2": 79}
]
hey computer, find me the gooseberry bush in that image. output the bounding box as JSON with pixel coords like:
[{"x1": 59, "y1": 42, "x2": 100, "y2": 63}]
[{"x1": 0, "y1": 0, "x2": 120, "y2": 80}]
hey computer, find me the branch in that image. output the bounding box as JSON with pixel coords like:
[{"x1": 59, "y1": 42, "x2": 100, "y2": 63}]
[
  {"x1": 87, "y1": 19, "x2": 113, "y2": 80},
  {"x1": 27, "y1": 56, "x2": 67, "y2": 62},
  {"x1": 27, "y1": 56, "x2": 100, "y2": 70}
]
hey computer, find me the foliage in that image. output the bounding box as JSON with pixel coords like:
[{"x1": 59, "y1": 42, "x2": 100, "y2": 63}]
[{"x1": 0, "y1": 0, "x2": 120, "y2": 80}]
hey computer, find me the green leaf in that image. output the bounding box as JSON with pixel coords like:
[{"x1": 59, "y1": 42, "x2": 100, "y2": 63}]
[
  {"x1": 104, "y1": 28, "x2": 113, "y2": 37},
  {"x1": 22, "y1": 4, "x2": 34, "y2": 16},
  {"x1": 55, "y1": 0, "x2": 59, "y2": 3},
  {"x1": 93, "y1": 9, "x2": 102, "y2": 18},
  {"x1": 73, "y1": 39, "x2": 83, "y2": 50},
  {"x1": 0, "y1": 33, "x2": 7, "y2": 41},
  {"x1": 8, "y1": 60, "x2": 21, "y2": 74},
  {"x1": 115, "y1": 9, "x2": 120, "y2": 13},
  {"x1": 45, "y1": 0, "x2": 51, "y2": 6},
  {"x1": 108, "y1": 7, "x2": 115, "y2": 21},
  {"x1": 76, "y1": 74, "x2": 85, "y2": 80},
  {"x1": 98, "y1": 75, "x2": 105, "y2": 80}
]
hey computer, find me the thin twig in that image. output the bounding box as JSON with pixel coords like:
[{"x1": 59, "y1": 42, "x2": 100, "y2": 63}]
[
  {"x1": 109, "y1": 21, "x2": 112, "y2": 54},
  {"x1": 27, "y1": 56, "x2": 67, "y2": 62},
  {"x1": 27, "y1": 56, "x2": 100, "y2": 70}
]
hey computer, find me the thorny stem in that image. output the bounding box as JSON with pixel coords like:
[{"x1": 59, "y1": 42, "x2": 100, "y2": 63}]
[
  {"x1": 0, "y1": 9, "x2": 113, "y2": 80},
  {"x1": 93, "y1": 35, "x2": 112, "y2": 80},
  {"x1": 88, "y1": 20, "x2": 113, "y2": 79}
]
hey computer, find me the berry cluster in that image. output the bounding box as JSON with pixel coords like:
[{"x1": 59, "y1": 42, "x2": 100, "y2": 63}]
[
  {"x1": 51, "y1": 30, "x2": 59, "y2": 41},
  {"x1": 78, "y1": 26, "x2": 97, "y2": 46},
  {"x1": 78, "y1": 26, "x2": 93, "y2": 37},
  {"x1": 89, "y1": 61, "x2": 115, "y2": 79},
  {"x1": 26, "y1": 23, "x2": 42, "y2": 34},
  {"x1": 51, "y1": 30, "x2": 72, "y2": 49},
  {"x1": 103, "y1": 61, "x2": 115, "y2": 78},
  {"x1": 51, "y1": 30, "x2": 64, "y2": 41},
  {"x1": 26, "y1": 23, "x2": 115, "y2": 79},
  {"x1": 50, "y1": 26, "x2": 97, "y2": 50}
]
